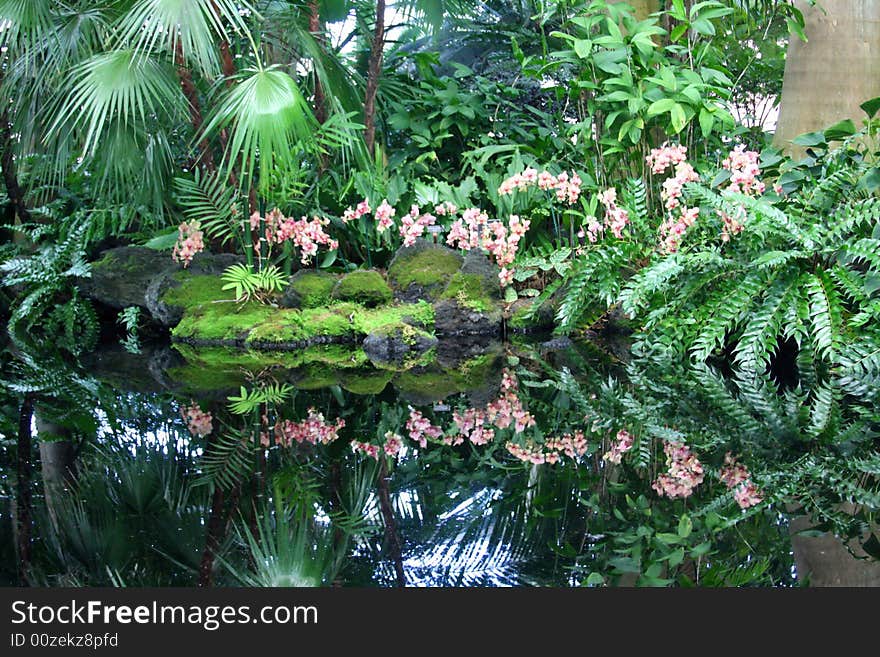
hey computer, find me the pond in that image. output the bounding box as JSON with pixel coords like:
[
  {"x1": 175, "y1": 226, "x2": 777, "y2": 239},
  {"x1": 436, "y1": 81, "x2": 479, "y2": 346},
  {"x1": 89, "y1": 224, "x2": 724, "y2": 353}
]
[{"x1": 2, "y1": 328, "x2": 879, "y2": 587}]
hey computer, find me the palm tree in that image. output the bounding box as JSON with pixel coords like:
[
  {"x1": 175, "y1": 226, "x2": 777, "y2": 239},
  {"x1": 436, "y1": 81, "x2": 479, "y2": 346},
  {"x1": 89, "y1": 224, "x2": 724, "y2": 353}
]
[{"x1": 774, "y1": 0, "x2": 880, "y2": 153}]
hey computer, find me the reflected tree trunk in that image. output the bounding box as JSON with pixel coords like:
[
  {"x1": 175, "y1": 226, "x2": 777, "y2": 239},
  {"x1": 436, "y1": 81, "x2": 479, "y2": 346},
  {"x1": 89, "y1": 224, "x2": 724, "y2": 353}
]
[
  {"x1": 774, "y1": 0, "x2": 880, "y2": 155},
  {"x1": 14, "y1": 394, "x2": 34, "y2": 586},
  {"x1": 376, "y1": 459, "x2": 405, "y2": 587},
  {"x1": 789, "y1": 514, "x2": 880, "y2": 587},
  {"x1": 198, "y1": 484, "x2": 226, "y2": 587},
  {"x1": 36, "y1": 411, "x2": 77, "y2": 531}
]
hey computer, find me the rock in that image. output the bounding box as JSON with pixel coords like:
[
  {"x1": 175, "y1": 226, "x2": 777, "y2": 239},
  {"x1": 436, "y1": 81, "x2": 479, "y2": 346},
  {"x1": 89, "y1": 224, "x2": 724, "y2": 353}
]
[
  {"x1": 507, "y1": 294, "x2": 559, "y2": 333},
  {"x1": 459, "y1": 250, "x2": 502, "y2": 298},
  {"x1": 279, "y1": 270, "x2": 337, "y2": 309},
  {"x1": 79, "y1": 246, "x2": 241, "y2": 327},
  {"x1": 362, "y1": 324, "x2": 438, "y2": 369},
  {"x1": 540, "y1": 336, "x2": 573, "y2": 351},
  {"x1": 331, "y1": 270, "x2": 393, "y2": 307},
  {"x1": 387, "y1": 239, "x2": 463, "y2": 302},
  {"x1": 434, "y1": 298, "x2": 502, "y2": 338}
]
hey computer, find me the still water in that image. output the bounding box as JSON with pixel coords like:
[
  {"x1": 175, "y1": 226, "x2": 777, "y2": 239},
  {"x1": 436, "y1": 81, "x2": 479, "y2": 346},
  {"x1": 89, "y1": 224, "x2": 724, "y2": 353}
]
[{"x1": 2, "y1": 334, "x2": 878, "y2": 587}]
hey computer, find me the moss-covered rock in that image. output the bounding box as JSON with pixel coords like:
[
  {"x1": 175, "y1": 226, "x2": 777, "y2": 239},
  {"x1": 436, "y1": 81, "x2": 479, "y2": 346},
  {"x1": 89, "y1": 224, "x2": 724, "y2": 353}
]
[
  {"x1": 331, "y1": 270, "x2": 393, "y2": 307},
  {"x1": 280, "y1": 270, "x2": 337, "y2": 309},
  {"x1": 340, "y1": 368, "x2": 394, "y2": 395},
  {"x1": 80, "y1": 246, "x2": 241, "y2": 326},
  {"x1": 387, "y1": 240, "x2": 463, "y2": 302},
  {"x1": 440, "y1": 272, "x2": 497, "y2": 312},
  {"x1": 507, "y1": 296, "x2": 557, "y2": 332},
  {"x1": 362, "y1": 323, "x2": 438, "y2": 370},
  {"x1": 394, "y1": 351, "x2": 501, "y2": 403}
]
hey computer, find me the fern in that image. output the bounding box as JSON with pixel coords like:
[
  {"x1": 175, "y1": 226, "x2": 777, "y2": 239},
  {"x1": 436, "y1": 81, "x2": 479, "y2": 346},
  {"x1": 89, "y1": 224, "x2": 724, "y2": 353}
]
[
  {"x1": 196, "y1": 432, "x2": 254, "y2": 490},
  {"x1": 173, "y1": 168, "x2": 238, "y2": 245}
]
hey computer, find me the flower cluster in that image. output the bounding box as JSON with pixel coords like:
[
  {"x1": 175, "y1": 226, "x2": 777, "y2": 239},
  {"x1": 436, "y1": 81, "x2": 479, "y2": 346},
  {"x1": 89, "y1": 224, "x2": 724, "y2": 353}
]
[
  {"x1": 597, "y1": 188, "x2": 630, "y2": 239},
  {"x1": 374, "y1": 200, "x2": 396, "y2": 233},
  {"x1": 405, "y1": 407, "x2": 443, "y2": 448},
  {"x1": 646, "y1": 143, "x2": 688, "y2": 174},
  {"x1": 172, "y1": 221, "x2": 206, "y2": 268},
  {"x1": 399, "y1": 205, "x2": 437, "y2": 247},
  {"x1": 719, "y1": 452, "x2": 764, "y2": 509},
  {"x1": 249, "y1": 209, "x2": 339, "y2": 265},
  {"x1": 433, "y1": 201, "x2": 458, "y2": 216},
  {"x1": 505, "y1": 430, "x2": 588, "y2": 465},
  {"x1": 485, "y1": 368, "x2": 536, "y2": 433},
  {"x1": 351, "y1": 431, "x2": 404, "y2": 459},
  {"x1": 266, "y1": 408, "x2": 346, "y2": 447},
  {"x1": 450, "y1": 369, "x2": 536, "y2": 446},
  {"x1": 452, "y1": 407, "x2": 495, "y2": 446},
  {"x1": 182, "y1": 403, "x2": 212, "y2": 437},
  {"x1": 722, "y1": 145, "x2": 765, "y2": 196},
  {"x1": 351, "y1": 440, "x2": 380, "y2": 460},
  {"x1": 652, "y1": 441, "x2": 705, "y2": 499},
  {"x1": 446, "y1": 210, "x2": 530, "y2": 286},
  {"x1": 602, "y1": 429, "x2": 634, "y2": 464},
  {"x1": 342, "y1": 199, "x2": 372, "y2": 223},
  {"x1": 498, "y1": 167, "x2": 582, "y2": 205},
  {"x1": 645, "y1": 144, "x2": 702, "y2": 253}
]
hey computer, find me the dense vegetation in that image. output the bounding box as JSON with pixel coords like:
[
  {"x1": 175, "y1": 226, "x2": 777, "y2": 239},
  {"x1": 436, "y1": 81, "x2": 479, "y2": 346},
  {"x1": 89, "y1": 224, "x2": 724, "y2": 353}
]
[{"x1": 1, "y1": 0, "x2": 878, "y2": 587}]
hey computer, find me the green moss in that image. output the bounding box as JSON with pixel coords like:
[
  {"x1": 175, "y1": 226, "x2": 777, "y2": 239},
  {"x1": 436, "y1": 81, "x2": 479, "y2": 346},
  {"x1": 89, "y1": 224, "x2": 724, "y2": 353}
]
[
  {"x1": 440, "y1": 272, "x2": 495, "y2": 312},
  {"x1": 287, "y1": 271, "x2": 336, "y2": 308},
  {"x1": 340, "y1": 369, "x2": 394, "y2": 395},
  {"x1": 331, "y1": 270, "x2": 392, "y2": 307},
  {"x1": 353, "y1": 301, "x2": 434, "y2": 334},
  {"x1": 394, "y1": 352, "x2": 499, "y2": 400},
  {"x1": 388, "y1": 248, "x2": 462, "y2": 289},
  {"x1": 161, "y1": 274, "x2": 229, "y2": 308},
  {"x1": 171, "y1": 300, "x2": 276, "y2": 341}
]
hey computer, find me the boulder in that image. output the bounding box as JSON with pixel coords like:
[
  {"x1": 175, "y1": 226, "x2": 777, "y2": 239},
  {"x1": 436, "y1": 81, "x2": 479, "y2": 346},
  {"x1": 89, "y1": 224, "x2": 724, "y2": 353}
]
[
  {"x1": 362, "y1": 323, "x2": 437, "y2": 369},
  {"x1": 78, "y1": 246, "x2": 240, "y2": 327},
  {"x1": 387, "y1": 240, "x2": 463, "y2": 302},
  {"x1": 279, "y1": 269, "x2": 337, "y2": 309},
  {"x1": 331, "y1": 269, "x2": 393, "y2": 307}
]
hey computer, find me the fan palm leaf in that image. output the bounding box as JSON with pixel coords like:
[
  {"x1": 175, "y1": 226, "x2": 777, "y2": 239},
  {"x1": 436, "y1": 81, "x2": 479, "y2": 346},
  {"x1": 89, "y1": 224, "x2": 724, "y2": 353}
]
[
  {"x1": 115, "y1": 0, "x2": 253, "y2": 76},
  {"x1": 47, "y1": 48, "x2": 185, "y2": 158},
  {"x1": 200, "y1": 65, "x2": 316, "y2": 194}
]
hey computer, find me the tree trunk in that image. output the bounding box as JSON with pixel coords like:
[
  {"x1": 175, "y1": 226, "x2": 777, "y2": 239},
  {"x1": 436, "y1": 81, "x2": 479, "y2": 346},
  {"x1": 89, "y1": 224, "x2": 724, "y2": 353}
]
[
  {"x1": 0, "y1": 65, "x2": 30, "y2": 225},
  {"x1": 774, "y1": 0, "x2": 880, "y2": 155},
  {"x1": 789, "y1": 514, "x2": 880, "y2": 587},
  {"x1": 376, "y1": 458, "x2": 405, "y2": 586},
  {"x1": 198, "y1": 484, "x2": 226, "y2": 587},
  {"x1": 175, "y1": 44, "x2": 215, "y2": 171},
  {"x1": 309, "y1": 1, "x2": 328, "y2": 126},
  {"x1": 363, "y1": 0, "x2": 386, "y2": 154},
  {"x1": 36, "y1": 411, "x2": 77, "y2": 531},
  {"x1": 15, "y1": 394, "x2": 34, "y2": 585}
]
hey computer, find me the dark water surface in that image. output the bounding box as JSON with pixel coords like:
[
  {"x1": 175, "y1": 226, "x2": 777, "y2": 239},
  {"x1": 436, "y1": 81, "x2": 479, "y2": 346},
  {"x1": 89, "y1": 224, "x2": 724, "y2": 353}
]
[{"x1": 2, "y1": 335, "x2": 878, "y2": 587}]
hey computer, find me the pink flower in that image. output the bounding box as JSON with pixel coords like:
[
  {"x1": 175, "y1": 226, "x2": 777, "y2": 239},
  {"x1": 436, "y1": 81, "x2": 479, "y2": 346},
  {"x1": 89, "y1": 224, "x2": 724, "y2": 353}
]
[
  {"x1": 384, "y1": 431, "x2": 404, "y2": 456},
  {"x1": 652, "y1": 441, "x2": 705, "y2": 499},
  {"x1": 375, "y1": 199, "x2": 396, "y2": 233},
  {"x1": 719, "y1": 452, "x2": 763, "y2": 509},
  {"x1": 646, "y1": 143, "x2": 688, "y2": 175},
  {"x1": 276, "y1": 408, "x2": 345, "y2": 447},
  {"x1": 351, "y1": 440, "x2": 380, "y2": 460},
  {"x1": 723, "y1": 145, "x2": 765, "y2": 196},
  {"x1": 181, "y1": 402, "x2": 212, "y2": 437},
  {"x1": 406, "y1": 407, "x2": 443, "y2": 448},
  {"x1": 172, "y1": 221, "x2": 206, "y2": 268},
  {"x1": 602, "y1": 429, "x2": 634, "y2": 464}
]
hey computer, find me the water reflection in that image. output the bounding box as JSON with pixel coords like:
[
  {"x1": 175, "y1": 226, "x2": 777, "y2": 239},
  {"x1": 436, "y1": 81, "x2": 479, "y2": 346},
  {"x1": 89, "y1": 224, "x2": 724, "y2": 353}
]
[{"x1": 1, "y1": 336, "x2": 878, "y2": 587}]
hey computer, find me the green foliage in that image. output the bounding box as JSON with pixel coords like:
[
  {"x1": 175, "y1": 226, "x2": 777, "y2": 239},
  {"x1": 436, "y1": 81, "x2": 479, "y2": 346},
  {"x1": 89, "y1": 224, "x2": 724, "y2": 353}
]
[
  {"x1": 0, "y1": 222, "x2": 98, "y2": 355},
  {"x1": 220, "y1": 263, "x2": 287, "y2": 303},
  {"x1": 227, "y1": 381, "x2": 294, "y2": 415}
]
